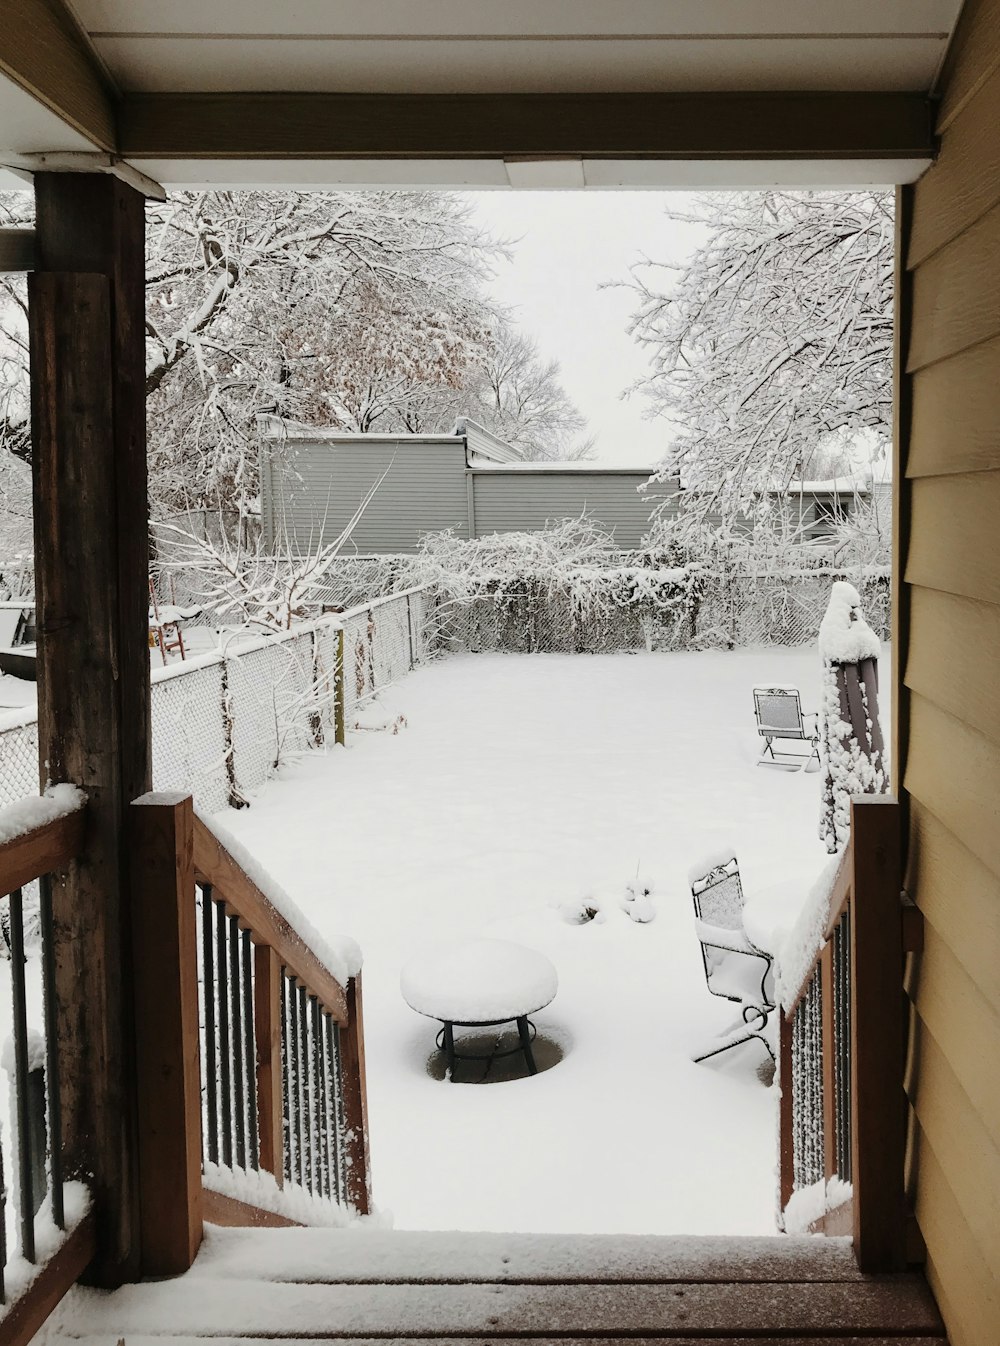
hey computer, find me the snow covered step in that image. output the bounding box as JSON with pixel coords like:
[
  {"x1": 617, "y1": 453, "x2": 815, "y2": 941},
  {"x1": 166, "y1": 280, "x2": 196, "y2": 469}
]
[
  {"x1": 185, "y1": 1226, "x2": 869, "y2": 1285},
  {"x1": 52, "y1": 1274, "x2": 944, "y2": 1341}
]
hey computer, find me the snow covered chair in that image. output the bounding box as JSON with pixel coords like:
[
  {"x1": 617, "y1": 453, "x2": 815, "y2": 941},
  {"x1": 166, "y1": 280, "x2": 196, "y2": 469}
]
[
  {"x1": 752, "y1": 685, "x2": 820, "y2": 771},
  {"x1": 690, "y1": 856, "x2": 775, "y2": 1065}
]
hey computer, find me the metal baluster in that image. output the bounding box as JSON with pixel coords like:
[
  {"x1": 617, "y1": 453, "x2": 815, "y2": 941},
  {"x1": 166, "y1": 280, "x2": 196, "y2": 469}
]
[
  {"x1": 309, "y1": 997, "x2": 324, "y2": 1198},
  {"x1": 298, "y1": 985, "x2": 312, "y2": 1194},
  {"x1": 288, "y1": 976, "x2": 303, "y2": 1186},
  {"x1": 242, "y1": 930, "x2": 258, "y2": 1170},
  {"x1": 316, "y1": 1001, "x2": 332, "y2": 1200},
  {"x1": 281, "y1": 972, "x2": 292, "y2": 1183},
  {"x1": 328, "y1": 1012, "x2": 344, "y2": 1206},
  {"x1": 201, "y1": 885, "x2": 219, "y2": 1165},
  {"x1": 229, "y1": 914, "x2": 246, "y2": 1170},
  {"x1": 216, "y1": 900, "x2": 232, "y2": 1168},
  {"x1": 330, "y1": 1018, "x2": 347, "y2": 1204},
  {"x1": 38, "y1": 875, "x2": 64, "y2": 1229},
  {"x1": 835, "y1": 910, "x2": 853, "y2": 1182},
  {"x1": 9, "y1": 888, "x2": 35, "y2": 1261}
]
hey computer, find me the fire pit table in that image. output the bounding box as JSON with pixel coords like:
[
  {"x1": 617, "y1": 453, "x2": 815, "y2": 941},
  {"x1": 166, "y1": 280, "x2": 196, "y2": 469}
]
[{"x1": 401, "y1": 938, "x2": 558, "y2": 1080}]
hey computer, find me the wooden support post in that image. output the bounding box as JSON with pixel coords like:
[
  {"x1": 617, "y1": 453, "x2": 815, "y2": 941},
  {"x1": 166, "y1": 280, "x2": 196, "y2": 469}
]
[
  {"x1": 850, "y1": 795, "x2": 907, "y2": 1271},
  {"x1": 29, "y1": 173, "x2": 150, "y2": 1284},
  {"x1": 334, "y1": 628, "x2": 346, "y2": 746},
  {"x1": 130, "y1": 793, "x2": 204, "y2": 1275},
  {"x1": 778, "y1": 1011, "x2": 795, "y2": 1219},
  {"x1": 254, "y1": 944, "x2": 284, "y2": 1185},
  {"x1": 340, "y1": 974, "x2": 371, "y2": 1215}
]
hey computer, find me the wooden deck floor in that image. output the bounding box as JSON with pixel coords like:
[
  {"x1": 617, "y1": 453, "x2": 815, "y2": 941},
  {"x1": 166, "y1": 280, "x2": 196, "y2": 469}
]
[{"x1": 48, "y1": 1229, "x2": 946, "y2": 1344}]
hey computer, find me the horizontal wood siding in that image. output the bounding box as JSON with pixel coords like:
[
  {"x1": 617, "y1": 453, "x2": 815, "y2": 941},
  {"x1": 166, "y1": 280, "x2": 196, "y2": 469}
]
[
  {"x1": 470, "y1": 472, "x2": 673, "y2": 549},
  {"x1": 902, "y1": 5, "x2": 1000, "y2": 1339},
  {"x1": 267, "y1": 440, "x2": 471, "y2": 553}
]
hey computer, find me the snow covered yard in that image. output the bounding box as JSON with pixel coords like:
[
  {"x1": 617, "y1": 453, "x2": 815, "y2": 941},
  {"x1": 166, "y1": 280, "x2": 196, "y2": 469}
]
[{"x1": 216, "y1": 648, "x2": 890, "y2": 1237}]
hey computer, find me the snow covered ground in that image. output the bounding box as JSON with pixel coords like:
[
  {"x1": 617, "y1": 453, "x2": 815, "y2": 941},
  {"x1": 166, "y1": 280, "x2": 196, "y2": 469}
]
[{"x1": 218, "y1": 647, "x2": 890, "y2": 1237}]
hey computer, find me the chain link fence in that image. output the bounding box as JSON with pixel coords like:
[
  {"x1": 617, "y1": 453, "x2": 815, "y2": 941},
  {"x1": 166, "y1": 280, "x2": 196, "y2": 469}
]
[
  {"x1": 0, "y1": 589, "x2": 433, "y2": 813},
  {"x1": 436, "y1": 569, "x2": 891, "y2": 655}
]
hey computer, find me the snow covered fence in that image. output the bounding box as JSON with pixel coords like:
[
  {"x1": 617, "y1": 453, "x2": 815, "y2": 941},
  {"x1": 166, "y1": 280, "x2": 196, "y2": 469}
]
[
  {"x1": 0, "y1": 588, "x2": 433, "y2": 814},
  {"x1": 437, "y1": 567, "x2": 890, "y2": 655}
]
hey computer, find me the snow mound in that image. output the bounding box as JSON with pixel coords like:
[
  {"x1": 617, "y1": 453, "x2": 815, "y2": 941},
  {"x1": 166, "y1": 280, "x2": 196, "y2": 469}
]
[
  {"x1": 0, "y1": 784, "x2": 86, "y2": 847},
  {"x1": 818, "y1": 581, "x2": 881, "y2": 664},
  {"x1": 204, "y1": 809, "x2": 362, "y2": 984},
  {"x1": 775, "y1": 855, "x2": 842, "y2": 1012},
  {"x1": 401, "y1": 938, "x2": 558, "y2": 1022}
]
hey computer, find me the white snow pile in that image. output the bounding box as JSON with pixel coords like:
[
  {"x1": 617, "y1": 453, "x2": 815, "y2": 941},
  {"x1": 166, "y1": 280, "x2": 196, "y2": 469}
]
[
  {"x1": 203, "y1": 1162, "x2": 388, "y2": 1229},
  {"x1": 0, "y1": 1027, "x2": 45, "y2": 1075},
  {"x1": 782, "y1": 1175, "x2": 853, "y2": 1234},
  {"x1": 201, "y1": 809, "x2": 362, "y2": 984},
  {"x1": 686, "y1": 845, "x2": 738, "y2": 888},
  {"x1": 0, "y1": 783, "x2": 86, "y2": 847},
  {"x1": 400, "y1": 938, "x2": 558, "y2": 1022},
  {"x1": 0, "y1": 1181, "x2": 89, "y2": 1319},
  {"x1": 351, "y1": 700, "x2": 407, "y2": 734},
  {"x1": 775, "y1": 854, "x2": 843, "y2": 1012},
  {"x1": 818, "y1": 581, "x2": 881, "y2": 664}
]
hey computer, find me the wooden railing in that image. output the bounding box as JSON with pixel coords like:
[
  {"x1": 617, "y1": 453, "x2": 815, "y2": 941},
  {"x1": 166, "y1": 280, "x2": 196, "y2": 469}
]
[
  {"x1": 0, "y1": 793, "x2": 95, "y2": 1346},
  {"x1": 130, "y1": 791, "x2": 370, "y2": 1276},
  {"x1": 778, "y1": 796, "x2": 920, "y2": 1272}
]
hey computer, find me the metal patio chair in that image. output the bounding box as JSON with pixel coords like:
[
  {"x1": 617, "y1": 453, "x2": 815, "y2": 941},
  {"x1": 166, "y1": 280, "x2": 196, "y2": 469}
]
[
  {"x1": 752, "y1": 685, "x2": 820, "y2": 771},
  {"x1": 690, "y1": 856, "x2": 775, "y2": 1065}
]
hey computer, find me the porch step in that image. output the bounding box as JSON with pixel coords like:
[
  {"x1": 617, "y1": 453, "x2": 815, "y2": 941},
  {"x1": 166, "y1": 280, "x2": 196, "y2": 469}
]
[{"x1": 46, "y1": 1229, "x2": 946, "y2": 1343}]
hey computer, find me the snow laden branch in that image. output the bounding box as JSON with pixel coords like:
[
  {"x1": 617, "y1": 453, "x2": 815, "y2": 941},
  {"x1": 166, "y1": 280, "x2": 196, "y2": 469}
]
[
  {"x1": 623, "y1": 191, "x2": 894, "y2": 537},
  {"x1": 154, "y1": 467, "x2": 390, "y2": 632}
]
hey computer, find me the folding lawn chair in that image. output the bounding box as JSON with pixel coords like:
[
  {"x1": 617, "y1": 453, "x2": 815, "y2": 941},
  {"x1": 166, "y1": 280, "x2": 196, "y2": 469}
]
[
  {"x1": 752, "y1": 685, "x2": 820, "y2": 771},
  {"x1": 690, "y1": 856, "x2": 775, "y2": 1065}
]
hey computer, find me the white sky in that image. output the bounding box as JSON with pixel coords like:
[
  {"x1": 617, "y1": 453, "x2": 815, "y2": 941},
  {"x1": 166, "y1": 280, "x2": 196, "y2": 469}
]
[{"x1": 462, "y1": 191, "x2": 708, "y2": 467}]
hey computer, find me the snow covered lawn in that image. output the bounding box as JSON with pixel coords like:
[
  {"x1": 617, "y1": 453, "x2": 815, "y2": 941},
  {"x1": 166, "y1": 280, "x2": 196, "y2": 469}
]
[{"x1": 217, "y1": 648, "x2": 889, "y2": 1236}]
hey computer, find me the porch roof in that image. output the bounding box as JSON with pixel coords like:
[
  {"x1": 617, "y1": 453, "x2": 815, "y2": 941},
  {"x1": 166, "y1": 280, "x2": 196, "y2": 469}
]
[{"x1": 0, "y1": 0, "x2": 962, "y2": 192}]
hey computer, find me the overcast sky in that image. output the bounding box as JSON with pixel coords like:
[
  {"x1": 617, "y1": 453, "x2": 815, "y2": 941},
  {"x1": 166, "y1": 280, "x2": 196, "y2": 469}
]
[{"x1": 463, "y1": 191, "x2": 708, "y2": 467}]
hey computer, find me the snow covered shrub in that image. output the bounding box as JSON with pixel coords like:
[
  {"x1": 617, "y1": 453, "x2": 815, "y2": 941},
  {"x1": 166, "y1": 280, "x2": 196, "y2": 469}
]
[
  {"x1": 410, "y1": 518, "x2": 706, "y2": 654},
  {"x1": 818, "y1": 582, "x2": 888, "y2": 853}
]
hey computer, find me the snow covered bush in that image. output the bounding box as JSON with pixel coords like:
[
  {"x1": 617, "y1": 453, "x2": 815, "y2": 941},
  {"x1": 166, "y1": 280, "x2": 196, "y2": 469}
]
[{"x1": 818, "y1": 582, "x2": 888, "y2": 853}]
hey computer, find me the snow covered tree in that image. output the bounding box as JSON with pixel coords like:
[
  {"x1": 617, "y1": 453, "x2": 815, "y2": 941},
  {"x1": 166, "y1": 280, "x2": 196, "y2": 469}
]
[
  {"x1": 626, "y1": 191, "x2": 894, "y2": 533},
  {"x1": 461, "y1": 326, "x2": 594, "y2": 461}
]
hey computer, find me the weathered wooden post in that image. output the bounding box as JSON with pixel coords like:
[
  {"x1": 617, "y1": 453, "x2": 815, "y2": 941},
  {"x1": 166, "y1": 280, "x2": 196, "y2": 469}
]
[{"x1": 29, "y1": 172, "x2": 151, "y2": 1284}]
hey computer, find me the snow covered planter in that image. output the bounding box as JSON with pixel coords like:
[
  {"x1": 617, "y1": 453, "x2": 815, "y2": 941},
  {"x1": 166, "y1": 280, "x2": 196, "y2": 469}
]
[{"x1": 817, "y1": 582, "x2": 888, "y2": 853}]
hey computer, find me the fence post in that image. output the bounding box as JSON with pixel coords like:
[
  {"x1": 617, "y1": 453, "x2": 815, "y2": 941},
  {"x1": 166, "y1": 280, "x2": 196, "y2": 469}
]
[
  {"x1": 254, "y1": 945, "x2": 284, "y2": 1185},
  {"x1": 340, "y1": 974, "x2": 371, "y2": 1215},
  {"x1": 849, "y1": 795, "x2": 906, "y2": 1271},
  {"x1": 334, "y1": 628, "x2": 346, "y2": 747},
  {"x1": 130, "y1": 792, "x2": 204, "y2": 1275}
]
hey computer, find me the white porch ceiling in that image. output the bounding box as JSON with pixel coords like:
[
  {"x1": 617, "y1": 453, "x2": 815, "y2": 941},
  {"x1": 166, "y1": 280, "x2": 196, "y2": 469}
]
[{"x1": 70, "y1": 0, "x2": 961, "y2": 96}]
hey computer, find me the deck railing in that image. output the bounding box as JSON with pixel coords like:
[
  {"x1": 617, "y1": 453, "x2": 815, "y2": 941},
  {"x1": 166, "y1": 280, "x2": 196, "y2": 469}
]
[
  {"x1": 778, "y1": 796, "x2": 919, "y2": 1271},
  {"x1": 0, "y1": 792, "x2": 95, "y2": 1346},
  {"x1": 130, "y1": 792, "x2": 369, "y2": 1275}
]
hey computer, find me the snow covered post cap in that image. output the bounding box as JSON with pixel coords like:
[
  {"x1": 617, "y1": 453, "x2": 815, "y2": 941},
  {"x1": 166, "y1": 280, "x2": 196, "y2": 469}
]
[{"x1": 818, "y1": 581, "x2": 881, "y2": 665}]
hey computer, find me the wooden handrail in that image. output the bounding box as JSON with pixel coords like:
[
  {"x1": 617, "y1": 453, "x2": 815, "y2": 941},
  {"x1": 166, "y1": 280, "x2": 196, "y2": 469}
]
[
  {"x1": 131, "y1": 793, "x2": 370, "y2": 1276},
  {"x1": 783, "y1": 846, "x2": 853, "y2": 1021},
  {"x1": 0, "y1": 810, "x2": 85, "y2": 897},
  {"x1": 193, "y1": 816, "x2": 347, "y2": 1023},
  {"x1": 0, "y1": 1212, "x2": 96, "y2": 1346}
]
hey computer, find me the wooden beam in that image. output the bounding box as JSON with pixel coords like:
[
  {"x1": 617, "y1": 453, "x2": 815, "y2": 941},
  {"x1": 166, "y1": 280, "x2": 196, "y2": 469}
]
[
  {"x1": 0, "y1": 0, "x2": 117, "y2": 151},
  {"x1": 193, "y1": 816, "x2": 348, "y2": 1023},
  {"x1": 29, "y1": 172, "x2": 150, "y2": 1287},
  {"x1": 130, "y1": 793, "x2": 204, "y2": 1277},
  {"x1": 0, "y1": 1212, "x2": 96, "y2": 1346},
  {"x1": 850, "y1": 796, "x2": 908, "y2": 1272},
  {"x1": 0, "y1": 809, "x2": 84, "y2": 897},
  {"x1": 0, "y1": 228, "x2": 36, "y2": 273},
  {"x1": 119, "y1": 91, "x2": 935, "y2": 161},
  {"x1": 202, "y1": 1189, "x2": 301, "y2": 1230}
]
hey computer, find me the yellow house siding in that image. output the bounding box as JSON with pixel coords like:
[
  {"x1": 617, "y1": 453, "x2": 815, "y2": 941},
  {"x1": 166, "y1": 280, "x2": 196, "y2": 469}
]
[{"x1": 903, "y1": 4, "x2": 1000, "y2": 1340}]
